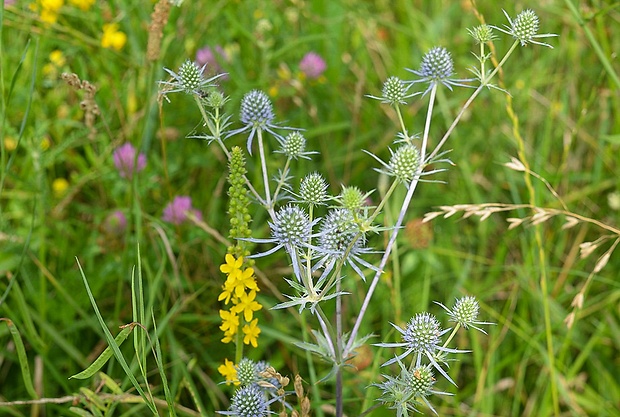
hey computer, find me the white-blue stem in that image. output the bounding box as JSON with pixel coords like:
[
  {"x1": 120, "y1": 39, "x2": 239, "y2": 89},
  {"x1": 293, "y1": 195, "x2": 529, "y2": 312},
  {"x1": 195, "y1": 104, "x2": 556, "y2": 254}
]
[{"x1": 344, "y1": 83, "x2": 438, "y2": 358}]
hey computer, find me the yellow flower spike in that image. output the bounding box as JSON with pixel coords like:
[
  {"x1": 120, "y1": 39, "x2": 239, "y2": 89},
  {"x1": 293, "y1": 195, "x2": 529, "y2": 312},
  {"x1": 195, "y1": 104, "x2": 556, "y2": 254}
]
[
  {"x1": 217, "y1": 359, "x2": 239, "y2": 385},
  {"x1": 242, "y1": 319, "x2": 261, "y2": 348}
]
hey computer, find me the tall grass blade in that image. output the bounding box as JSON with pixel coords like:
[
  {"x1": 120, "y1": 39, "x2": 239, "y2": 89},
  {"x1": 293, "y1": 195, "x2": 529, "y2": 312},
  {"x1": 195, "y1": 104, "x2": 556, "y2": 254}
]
[
  {"x1": 74, "y1": 257, "x2": 158, "y2": 415},
  {"x1": 69, "y1": 324, "x2": 135, "y2": 380},
  {"x1": 151, "y1": 312, "x2": 177, "y2": 417},
  {"x1": 0, "y1": 318, "x2": 38, "y2": 399}
]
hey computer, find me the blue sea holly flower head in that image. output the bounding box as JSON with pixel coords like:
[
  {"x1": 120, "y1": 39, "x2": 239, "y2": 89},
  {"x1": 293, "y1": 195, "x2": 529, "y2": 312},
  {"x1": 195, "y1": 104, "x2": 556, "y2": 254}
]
[
  {"x1": 435, "y1": 296, "x2": 494, "y2": 334},
  {"x1": 246, "y1": 205, "x2": 323, "y2": 282},
  {"x1": 406, "y1": 47, "x2": 473, "y2": 95},
  {"x1": 314, "y1": 208, "x2": 379, "y2": 282},
  {"x1": 467, "y1": 24, "x2": 497, "y2": 45},
  {"x1": 366, "y1": 143, "x2": 422, "y2": 185},
  {"x1": 159, "y1": 60, "x2": 225, "y2": 101},
  {"x1": 297, "y1": 172, "x2": 330, "y2": 207},
  {"x1": 493, "y1": 9, "x2": 558, "y2": 48},
  {"x1": 218, "y1": 383, "x2": 279, "y2": 416},
  {"x1": 227, "y1": 90, "x2": 296, "y2": 154},
  {"x1": 374, "y1": 360, "x2": 452, "y2": 416},
  {"x1": 375, "y1": 312, "x2": 466, "y2": 386},
  {"x1": 367, "y1": 76, "x2": 418, "y2": 106},
  {"x1": 236, "y1": 358, "x2": 259, "y2": 386},
  {"x1": 275, "y1": 131, "x2": 318, "y2": 160},
  {"x1": 374, "y1": 373, "x2": 417, "y2": 417}
]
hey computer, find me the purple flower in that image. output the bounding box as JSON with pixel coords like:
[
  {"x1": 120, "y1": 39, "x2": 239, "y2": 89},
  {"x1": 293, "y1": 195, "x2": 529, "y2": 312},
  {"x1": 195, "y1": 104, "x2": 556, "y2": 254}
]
[
  {"x1": 102, "y1": 210, "x2": 127, "y2": 236},
  {"x1": 162, "y1": 196, "x2": 202, "y2": 225},
  {"x1": 195, "y1": 45, "x2": 228, "y2": 79},
  {"x1": 299, "y1": 52, "x2": 326, "y2": 79},
  {"x1": 113, "y1": 143, "x2": 146, "y2": 179}
]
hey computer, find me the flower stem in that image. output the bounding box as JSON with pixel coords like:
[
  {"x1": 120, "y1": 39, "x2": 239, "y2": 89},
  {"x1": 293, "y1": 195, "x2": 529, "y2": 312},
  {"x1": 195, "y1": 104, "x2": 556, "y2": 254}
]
[{"x1": 256, "y1": 129, "x2": 273, "y2": 210}]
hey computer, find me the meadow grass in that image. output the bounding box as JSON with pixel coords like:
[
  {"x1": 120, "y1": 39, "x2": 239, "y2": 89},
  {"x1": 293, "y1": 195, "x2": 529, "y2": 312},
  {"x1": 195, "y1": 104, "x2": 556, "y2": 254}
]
[{"x1": 1, "y1": 1, "x2": 619, "y2": 416}]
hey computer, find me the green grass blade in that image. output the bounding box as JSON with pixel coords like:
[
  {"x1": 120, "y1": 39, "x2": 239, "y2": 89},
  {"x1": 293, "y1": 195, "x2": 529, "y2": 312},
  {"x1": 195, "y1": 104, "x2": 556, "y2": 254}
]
[
  {"x1": 151, "y1": 312, "x2": 177, "y2": 417},
  {"x1": 69, "y1": 324, "x2": 135, "y2": 380},
  {"x1": 74, "y1": 257, "x2": 158, "y2": 415},
  {"x1": 0, "y1": 318, "x2": 38, "y2": 399}
]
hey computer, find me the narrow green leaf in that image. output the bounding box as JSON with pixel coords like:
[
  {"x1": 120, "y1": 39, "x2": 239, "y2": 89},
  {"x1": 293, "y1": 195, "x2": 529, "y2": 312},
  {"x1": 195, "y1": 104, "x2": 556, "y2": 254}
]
[
  {"x1": 68, "y1": 407, "x2": 95, "y2": 417},
  {"x1": 74, "y1": 258, "x2": 158, "y2": 415},
  {"x1": 98, "y1": 372, "x2": 124, "y2": 395},
  {"x1": 69, "y1": 324, "x2": 134, "y2": 380},
  {"x1": 0, "y1": 318, "x2": 38, "y2": 399},
  {"x1": 79, "y1": 387, "x2": 107, "y2": 413},
  {"x1": 152, "y1": 312, "x2": 177, "y2": 417}
]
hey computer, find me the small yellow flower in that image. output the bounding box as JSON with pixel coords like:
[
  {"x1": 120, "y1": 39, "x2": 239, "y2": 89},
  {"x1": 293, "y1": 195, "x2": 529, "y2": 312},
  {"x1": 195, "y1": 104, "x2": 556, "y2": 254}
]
[
  {"x1": 221, "y1": 329, "x2": 235, "y2": 344},
  {"x1": 49, "y1": 50, "x2": 66, "y2": 66},
  {"x1": 101, "y1": 23, "x2": 127, "y2": 51},
  {"x1": 242, "y1": 318, "x2": 261, "y2": 348},
  {"x1": 41, "y1": 0, "x2": 64, "y2": 10},
  {"x1": 218, "y1": 277, "x2": 236, "y2": 305},
  {"x1": 43, "y1": 51, "x2": 65, "y2": 76},
  {"x1": 4, "y1": 137, "x2": 18, "y2": 152},
  {"x1": 217, "y1": 359, "x2": 239, "y2": 386},
  {"x1": 268, "y1": 85, "x2": 279, "y2": 98},
  {"x1": 40, "y1": 8, "x2": 60, "y2": 24},
  {"x1": 231, "y1": 290, "x2": 262, "y2": 322},
  {"x1": 52, "y1": 178, "x2": 69, "y2": 198},
  {"x1": 68, "y1": 0, "x2": 95, "y2": 11},
  {"x1": 219, "y1": 309, "x2": 239, "y2": 335},
  {"x1": 220, "y1": 254, "x2": 243, "y2": 275},
  {"x1": 232, "y1": 267, "x2": 258, "y2": 298},
  {"x1": 37, "y1": 0, "x2": 64, "y2": 23}
]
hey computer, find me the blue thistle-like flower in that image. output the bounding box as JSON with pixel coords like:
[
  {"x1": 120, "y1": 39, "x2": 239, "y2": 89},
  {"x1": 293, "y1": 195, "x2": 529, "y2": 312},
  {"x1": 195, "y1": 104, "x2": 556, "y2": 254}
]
[
  {"x1": 159, "y1": 60, "x2": 224, "y2": 101},
  {"x1": 406, "y1": 47, "x2": 473, "y2": 94},
  {"x1": 218, "y1": 384, "x2": 277, "y2": 417},
  {"x1": 270, "y1": 205, "x2": 312, "y2": 247},
  {"x1": 240, "y1": 90, "x2": 275, "y2": 128},
  {"x1": 236, "y1": 358, "x2": 258, "y2": 386},
  {"x1": 203, "y1": 89, "x2": 228, "y2": 109},
  {"x1": 227, "y1": 90, "x2": 296, "y2": 154},
  {"x1": 374, "y1": 360, "x2": 451, "y2": 416},
  {"x1": 314, "y1": 208, "x2": 378, "y2": 281},
  {"x1": 246, "y1": 205, "x2": 320, "y2": 258},
  {"x1": 493, "y1": 9, "x2": 558, "y2": 48},
  {"x1": 276, "y1": 131, "x2": 317, "y2": 160},
  {"x1": 435, "y1": 296, "x2": 494, "y2": 334},
  {"x1": 467, "y1": 24, "x2": 497, "y2": 44},
  {"x1": 375, "y1": 312, "x2": 465, "y2": 386},
  {"x1": 367, "y1": 76, "x2": 417, "y2": 106},
  {"x1": 367, "y1": 144, "x2": 421, "y2": 184},
  {"x1": 407, "y1": 364, "x2": 435, "y2": 398},
  {"x1": 298, "y1": 172, "x2": 329, "y2": 207},
  {"x1": 246, "y1": 205, "x2": 323, "y2": 283},
  {"x1": 374, "y1": 374, "x2": 417, "y2": 417},
  {"x1": 337, "y1": 186, "x2": 368, "y2": 212}
]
